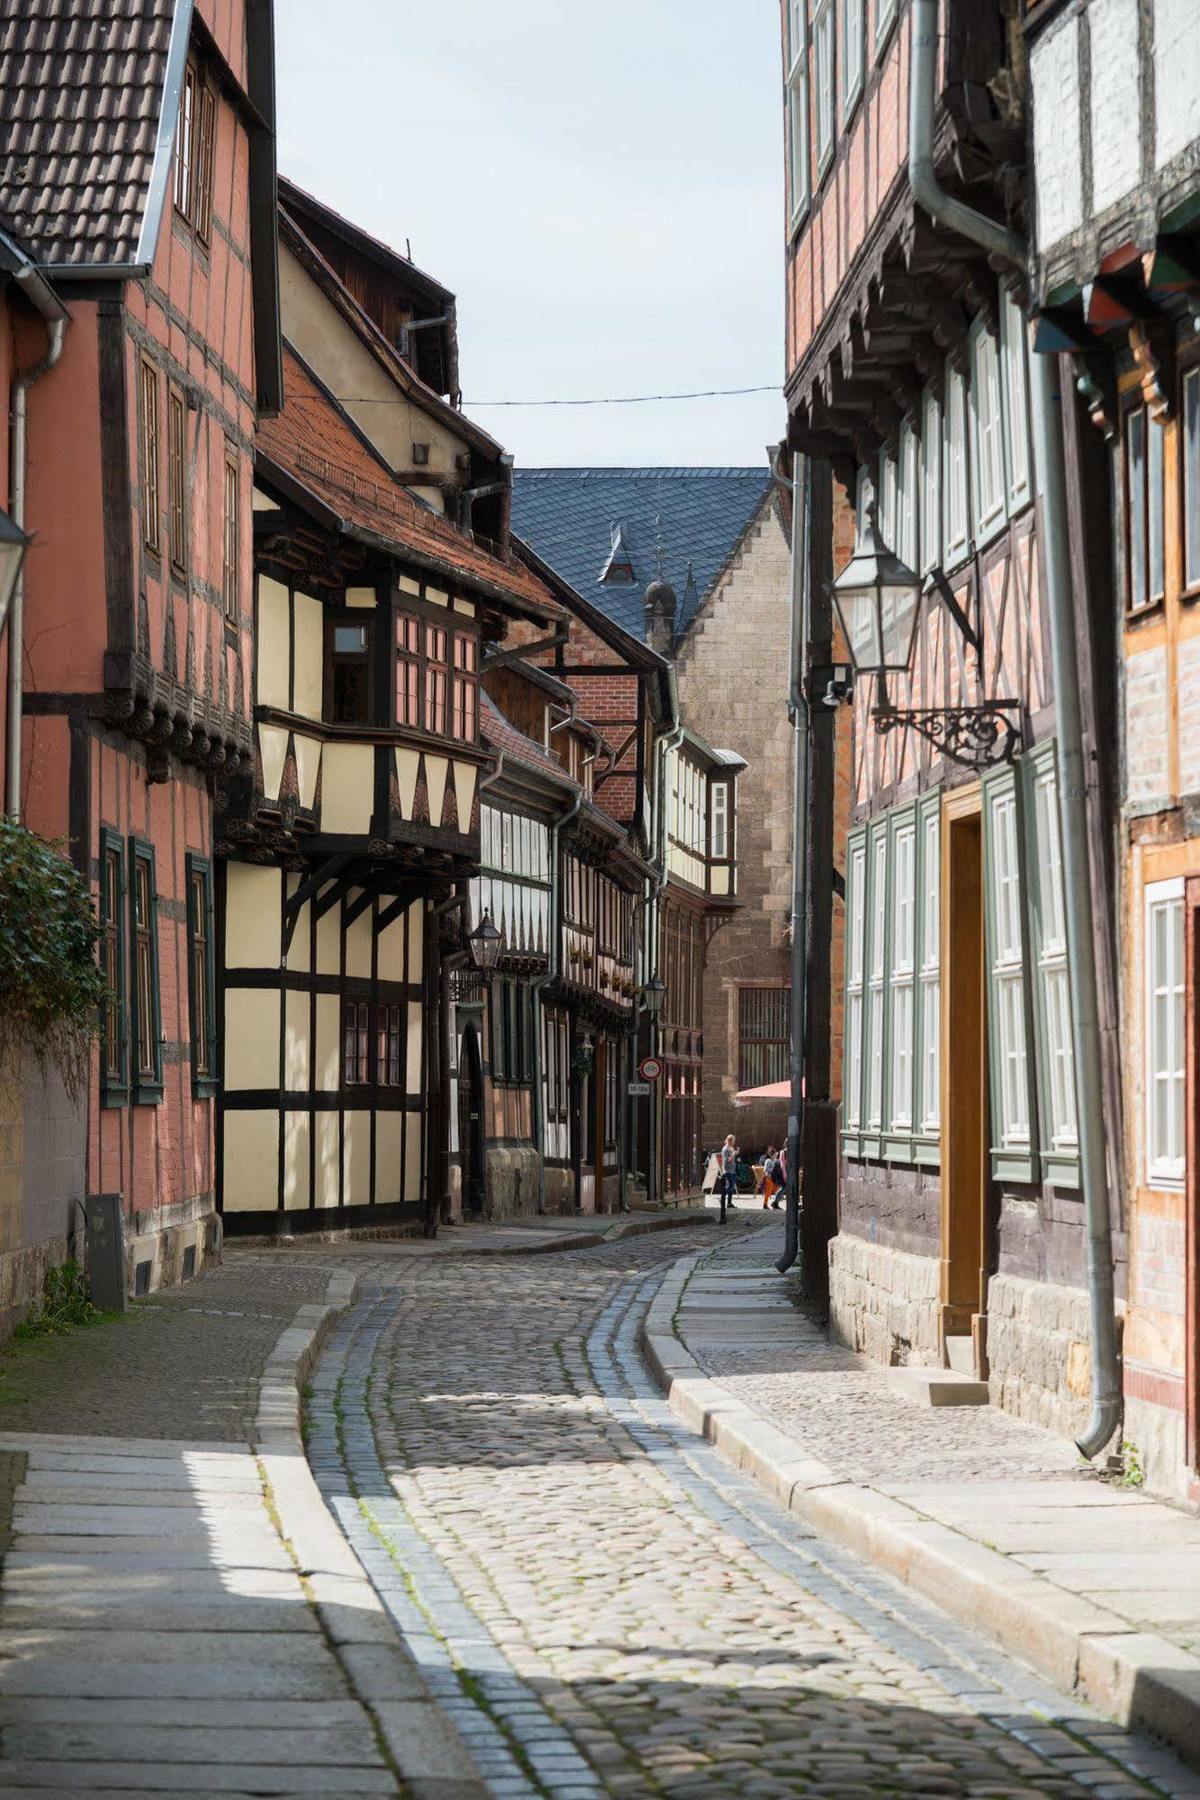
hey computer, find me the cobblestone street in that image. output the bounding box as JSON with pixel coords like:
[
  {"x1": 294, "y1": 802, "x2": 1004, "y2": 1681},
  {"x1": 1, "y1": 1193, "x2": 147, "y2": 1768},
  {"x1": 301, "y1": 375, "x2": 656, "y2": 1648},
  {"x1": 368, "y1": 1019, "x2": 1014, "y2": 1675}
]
[{"x1": 304, "y1": 1224, "x2": 1200, "y2": 1799}]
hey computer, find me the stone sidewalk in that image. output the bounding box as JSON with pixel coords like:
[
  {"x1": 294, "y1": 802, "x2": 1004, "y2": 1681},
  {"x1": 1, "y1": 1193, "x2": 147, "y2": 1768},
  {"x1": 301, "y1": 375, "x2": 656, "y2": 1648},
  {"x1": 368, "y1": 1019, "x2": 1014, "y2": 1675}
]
[{"x1": 644, "y1": 1223, "x2": 1200, "y2": 1772}]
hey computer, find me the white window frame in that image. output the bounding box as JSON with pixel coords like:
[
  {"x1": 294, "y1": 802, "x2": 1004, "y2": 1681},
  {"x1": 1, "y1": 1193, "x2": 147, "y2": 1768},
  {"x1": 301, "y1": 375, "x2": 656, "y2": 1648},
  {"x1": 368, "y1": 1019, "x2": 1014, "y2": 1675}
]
[
  {"x1": 786, "y1": 2, "x2": 810, "y2": 231},
  {"x1": 876, "y1": 0, "x2": 898, "y2": 55},
  {"x1": 711, "y1": 782, "x2": 729, "y2": 859},
  {"x1": 814, "y1": 0, "x2": 836, "y2": 175},
  {"x1": 855, "y1": 461, "x2": 875, "y2": 537},
  {"x1": 889, "y1": 817, "x2": 916, "y2": 1131},
  {"x1": 1184, "y1": 365, "x2": 1200, "y2": 592},
  {"x1": 845, "y1": 834, "x2": 867, "y2": 1132},
  {"x1": 897, "y1": 420, "x2": 918, "y2": 575},
  {"x1": 842, "y1": 0, "x2": 864, "y2": 111},
  {"x1": 1031, "y1": 759, "x2": 1077, "y2": 1156},
  {"x1": 944, "y1": 362, "x2": 969, "y2": 567},
  {"x1": 877, "y1": 446, "x2": 898, "y2": 552},
  {"x1": 917, "y1": 803, "x2": 940, "y2": 1133},
  {"x1": 989, "y1": 786, "x2": 1031, "y2": 1150},
  {"x1": 865, "y1": 828, "x2": 888, "y2": 1132},
  {"x1": 970, "y1": 320, "x2": 1006, "y2": 544},
  {"x1": 1144, "y1": 876, "x2": 1185, "y2": 1188},
  {"x1": 920, "y1": 386, "x2": 942, "y2": 574},
  {"x1": 1000, "y1": 290, "x2": 1032, "y2": 514}
]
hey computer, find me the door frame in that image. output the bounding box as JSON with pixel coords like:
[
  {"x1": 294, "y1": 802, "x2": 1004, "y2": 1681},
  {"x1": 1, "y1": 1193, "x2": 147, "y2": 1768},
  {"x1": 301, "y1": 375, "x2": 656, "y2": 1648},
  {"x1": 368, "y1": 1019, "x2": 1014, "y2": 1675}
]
[
  {"x1": 939, "y1": 782, "x2": 989, "y2": 1370},
  {"x1": 457, "y1": 1022, "x2": 485, "y2": 1215}
]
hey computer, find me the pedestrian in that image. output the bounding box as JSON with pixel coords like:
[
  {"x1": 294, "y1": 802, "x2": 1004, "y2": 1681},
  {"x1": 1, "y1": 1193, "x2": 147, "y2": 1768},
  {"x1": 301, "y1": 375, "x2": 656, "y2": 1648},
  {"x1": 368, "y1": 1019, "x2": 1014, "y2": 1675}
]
[
  {"x1": 718, "y1": 1134, "x2": 739, "y2": 1223},
  {"x1": 775, "y1": 1141, "x2": 788, "y2": 1210},
  {"x1": 761, "y1": 1147, "x2": 780, "y2": 1210}
]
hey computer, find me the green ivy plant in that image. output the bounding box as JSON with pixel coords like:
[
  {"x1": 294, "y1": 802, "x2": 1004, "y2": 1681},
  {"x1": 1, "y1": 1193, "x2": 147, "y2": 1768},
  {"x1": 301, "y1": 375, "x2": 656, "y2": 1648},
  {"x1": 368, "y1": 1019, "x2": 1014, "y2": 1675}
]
[{"x1": 0, "y1": 817, "x2": 107, "y2": 1096}]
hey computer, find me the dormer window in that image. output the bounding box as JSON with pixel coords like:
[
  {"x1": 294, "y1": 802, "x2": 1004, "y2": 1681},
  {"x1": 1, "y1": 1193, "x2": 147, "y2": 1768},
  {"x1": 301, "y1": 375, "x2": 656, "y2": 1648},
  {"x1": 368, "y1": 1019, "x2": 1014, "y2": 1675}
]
[{"x1": 599, "y1": 522, "x2": 637, "y2": 585}]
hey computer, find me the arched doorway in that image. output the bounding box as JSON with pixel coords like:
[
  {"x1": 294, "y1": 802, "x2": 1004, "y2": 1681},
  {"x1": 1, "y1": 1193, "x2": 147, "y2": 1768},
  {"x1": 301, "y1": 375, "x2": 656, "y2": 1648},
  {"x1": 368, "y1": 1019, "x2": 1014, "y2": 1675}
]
[{"x1": 458, "y1": 1024, "x2": 485, "y2": 1216}]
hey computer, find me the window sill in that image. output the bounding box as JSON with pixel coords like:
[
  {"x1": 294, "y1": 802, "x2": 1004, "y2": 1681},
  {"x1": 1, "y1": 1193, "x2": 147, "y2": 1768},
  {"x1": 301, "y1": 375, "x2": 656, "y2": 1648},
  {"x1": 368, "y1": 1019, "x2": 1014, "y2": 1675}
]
[
  {"x1": 1126, "y1": 597, "x2": 1166, "y2": 627},
  {"x1": 1041, "y1": 1151, "x2": 1080, "y2": 1189},
  {"x1": 101, "y1": 1086, "x2": 129, "y2": 1111},
  {"x1": 874, "y1": 8, "x2": 898, "y2": 60},
  {"x1": 191, "y1": 1077, "x2": 220, "y2": 1100},
  {"x1": 990, "y1": 1148, "x2": 1036, "y2": 1184},
  {"x1": 1182, "y1": 583, "x2": 1200, "y2": 606},
  {"x1": 131, "y1": 1083, "x2": 164, "y2": 1107}
]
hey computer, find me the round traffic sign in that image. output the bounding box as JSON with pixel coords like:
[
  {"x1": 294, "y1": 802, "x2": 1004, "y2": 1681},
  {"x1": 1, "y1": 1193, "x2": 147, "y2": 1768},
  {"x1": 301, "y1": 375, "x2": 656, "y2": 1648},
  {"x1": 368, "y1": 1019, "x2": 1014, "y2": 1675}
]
[{"x1": 638, "y1": 1056, "x2": 663, "y2": 1081}]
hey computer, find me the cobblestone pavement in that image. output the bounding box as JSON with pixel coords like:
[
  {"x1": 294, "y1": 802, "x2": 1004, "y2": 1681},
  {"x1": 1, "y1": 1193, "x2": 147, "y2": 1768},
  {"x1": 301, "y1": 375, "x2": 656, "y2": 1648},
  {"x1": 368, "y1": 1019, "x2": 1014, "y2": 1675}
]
[
  {"x1": 306, "y1": 1225, "x2": 1200, "y2": 1799},
  {"x1": 0, "y1": 1251, "x2": 344, "y2": 1443},
  {"x1": 683, "y1": 1225, "x2": 1082, "y2": 1486}
]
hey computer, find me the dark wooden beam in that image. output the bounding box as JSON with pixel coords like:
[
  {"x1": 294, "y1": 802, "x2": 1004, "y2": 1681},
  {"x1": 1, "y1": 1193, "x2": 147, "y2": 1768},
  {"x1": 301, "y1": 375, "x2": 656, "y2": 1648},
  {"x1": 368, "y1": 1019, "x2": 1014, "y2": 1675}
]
[{"x1": 281, "y1": 852, "x2": 350, "y2": 955}]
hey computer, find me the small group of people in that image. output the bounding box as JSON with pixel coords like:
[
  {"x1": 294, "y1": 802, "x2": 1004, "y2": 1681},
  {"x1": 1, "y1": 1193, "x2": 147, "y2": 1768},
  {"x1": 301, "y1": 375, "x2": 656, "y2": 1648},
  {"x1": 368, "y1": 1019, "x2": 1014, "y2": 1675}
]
[{"x1": 703, "y1": 1136, "x2": 789, "y2": 1221}]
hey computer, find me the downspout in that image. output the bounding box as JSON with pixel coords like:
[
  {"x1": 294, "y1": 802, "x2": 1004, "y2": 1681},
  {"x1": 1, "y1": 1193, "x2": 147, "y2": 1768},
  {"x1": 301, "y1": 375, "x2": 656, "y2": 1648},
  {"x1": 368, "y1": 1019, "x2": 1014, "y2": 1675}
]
[
  {"x1": 909, "y1": 0, "x2": 1120, "y2": 1457},
  {"x1": 778, "y1": 456, "x2": 811, "y2": 1275},
  {"x1": 6, "y1": 290, "x2": 67, "y2": 821},
  {"x1": 531, "y1": 785, "x2": 582, "y2": 1216},
  {"x1": 650, "y1": 668, "x2": 684, "y2": 1208},
  {"x1": 431, "y1": 888, "x2": 468, "y2": 1235}
]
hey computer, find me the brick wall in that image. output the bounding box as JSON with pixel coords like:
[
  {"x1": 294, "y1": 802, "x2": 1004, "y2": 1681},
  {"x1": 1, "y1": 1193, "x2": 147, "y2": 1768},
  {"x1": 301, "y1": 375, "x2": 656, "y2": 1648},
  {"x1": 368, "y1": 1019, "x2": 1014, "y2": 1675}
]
[{"x1": 674, "y1": 499, "x2": 793, "y2": 1151}]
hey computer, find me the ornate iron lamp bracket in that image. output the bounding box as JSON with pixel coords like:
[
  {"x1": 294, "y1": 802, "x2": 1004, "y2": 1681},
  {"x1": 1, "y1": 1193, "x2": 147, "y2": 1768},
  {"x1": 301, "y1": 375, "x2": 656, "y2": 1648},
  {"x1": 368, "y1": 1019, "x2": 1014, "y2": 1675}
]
[{"x1": 873, "y1": 699, "x2": 1023, "y2": 769}]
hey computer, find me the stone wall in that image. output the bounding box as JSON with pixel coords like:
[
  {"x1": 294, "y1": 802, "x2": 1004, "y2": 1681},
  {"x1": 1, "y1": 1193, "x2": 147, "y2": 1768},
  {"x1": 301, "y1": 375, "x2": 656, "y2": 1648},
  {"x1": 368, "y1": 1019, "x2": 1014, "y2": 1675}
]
[
  {"x1": 828, "y1": 1232, "x2": 940, "y2": 1367},
  {"x1": 0, "y1": 1047, "x2": 86, "y2": 1339},
  {"x1": 673, "y1": 498, "x2": 793, "y2": 1155},
  {"x1": 483, "y1": 1146, "x2": 542, "y2": 1221},
  {"x1": 985, "y1": 1270, "x2": 1112, "y2": 1445}
]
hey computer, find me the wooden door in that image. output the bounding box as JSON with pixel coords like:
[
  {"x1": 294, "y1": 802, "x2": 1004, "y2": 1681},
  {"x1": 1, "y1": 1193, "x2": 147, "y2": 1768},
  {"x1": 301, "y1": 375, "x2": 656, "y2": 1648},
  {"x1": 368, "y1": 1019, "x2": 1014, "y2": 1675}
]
[
  {"x1": 940, "y1": 785, "x2": 989, "y2": 1367},
  {"x1": 457, "y1": 1026, "x2": 484, "y2": 1215}
]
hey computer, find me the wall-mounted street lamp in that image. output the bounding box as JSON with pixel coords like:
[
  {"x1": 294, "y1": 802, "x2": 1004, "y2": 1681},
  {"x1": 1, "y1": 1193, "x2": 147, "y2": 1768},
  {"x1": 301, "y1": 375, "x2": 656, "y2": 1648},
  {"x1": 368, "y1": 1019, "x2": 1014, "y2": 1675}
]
[
  {"x1": 467, "y1": 911, "x2": 503, "y2": 973},
  {"x1": 640, "y1": 974, "x2": 666, "y2": 1019},
  {"x1": 832, "y1": 502, "x2": 1020, "y2": 769},
  {"x1": 0, "y1": 506, "x2": 30, "y2": 639}
]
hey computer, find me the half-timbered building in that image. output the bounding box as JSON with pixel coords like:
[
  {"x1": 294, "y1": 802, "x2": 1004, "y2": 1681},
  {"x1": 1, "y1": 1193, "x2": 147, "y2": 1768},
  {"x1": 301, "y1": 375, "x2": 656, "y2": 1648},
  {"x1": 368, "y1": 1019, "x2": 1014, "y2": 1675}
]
[
  {"x1": 1023, "y1": 0, "x2": 1200, "y2": 1494},
  {"x1": 782, "y1": 1, "x2": 1091, "y2": 1419},
  {"x1": 0, "y1": 0, "x2": 281, "y2": 1296}
]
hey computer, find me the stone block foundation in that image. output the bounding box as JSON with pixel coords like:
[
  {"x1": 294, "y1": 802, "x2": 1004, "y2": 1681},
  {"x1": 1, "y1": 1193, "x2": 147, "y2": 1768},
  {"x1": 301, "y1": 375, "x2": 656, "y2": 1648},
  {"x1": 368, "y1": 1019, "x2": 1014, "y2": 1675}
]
[
  {"x1": 986, "y1": 1270, "x2": 1118, "y2": 1448},
  {"x1": 828, "y1": 1233, "x2": 940, "y2": 1367}
]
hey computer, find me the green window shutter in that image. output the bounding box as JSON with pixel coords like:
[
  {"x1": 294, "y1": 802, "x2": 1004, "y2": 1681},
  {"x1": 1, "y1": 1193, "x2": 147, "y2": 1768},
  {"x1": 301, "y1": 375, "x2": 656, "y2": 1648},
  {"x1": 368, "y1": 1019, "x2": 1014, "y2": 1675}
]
[
  {"x1": 981, "y1": 767, "x2": 1038, "y2": 1182},
  {"x1": 842, "y1": 825, "x2": 867, "y2": 1156},
  {"x1": 1023, "y1": 744, "x2": 1080, "y2": 1188},
  {"x1": 99, "y1": 830, "x2": 128, "y2": 1104}
]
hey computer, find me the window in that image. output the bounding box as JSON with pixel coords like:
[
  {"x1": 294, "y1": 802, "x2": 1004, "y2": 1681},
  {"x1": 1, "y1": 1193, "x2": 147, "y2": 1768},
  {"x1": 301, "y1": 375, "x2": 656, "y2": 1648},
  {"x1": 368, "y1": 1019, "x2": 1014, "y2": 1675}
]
[
  {"x1": 843, "y1": 0, "x2": 864, "y2": 108},
  {"x1": 222, "y1": 449, "x2": 239, "y2": 622},
  {"x1": 604, "y1": 1043, "x2": 619, "y2": 1157},
  {"x1": 174, "y1": 62, "x2": 215, "y2": 242},
  {"x1": 327, "y1": 618, "x2": 373, "y2": 725},
  {"x1": 786, "y1": 0, "x2": 810, "y2": 228},
  {"x1": 1000, "y1": 290, "x2": 1031, "y2": 511},
  {"x1": 971, "y1": 322, "x2": 1006, "y2": 540},
  {"x1": 452, "y1": 632, "x2": 478, "y2": 742},
  {"x1": 897, "y1": 421, "x2": 918, "y2": 574},
  {"x1": 944, "y1": 364, "x2": 969, "y2": 565},
  {"x1": 425, "y1": 625, "x2": 447, "y2": 734},
  {"x1": 1031, "y1": 759, "x2": 1076, "y2": 1155},
  {"x1": 378, "y1": 1004, "x2": 402, "y2": 1088},
  {"x1": 491, "y1": 979, "x2": 533, "y2": 1085},
  {"x1": 711, "y1": 782, "x2": 729, "y2": 858},
  {"x1": 845, "y1": 835, "x2": 866, "y2": 1131},
  {"x1": 917, "y1": 804, "x2": 940, "y2": 1132},
  {"x1": 889, "y1": 819, "x2": 915, "y2": 1130},
  {"x1": 738, "y1": 987, "x2": 790, "y2": 1089},
  {"x1": 129, "y1": 844, "x2": 161, "y2": 1098},
  {"x1": 1125, "y1": 404, "x2": 1166, "y2": 612},
  {"x1": 185, "y1": 855, "x2": 216, "y2": 1091},
  {"x1": 1145, "y1": 878, "x2": 1185, "y2": 1186},
  {"x1": 100, "y1": 835, "x2": 126, "y2": 1094},
  {"x1": 543, "y1": 1008, "x2": 571, "y2": 1161},
  {"x1": 920, "y1": 388, "x2": 942, "y2": 573},
  {"x1": 1184, "y1": 366, "x2": 1200, "y2": 591},
  {"x1": 876, "y1": 0, "x2": 898, "y2": 51},
  {"x1": 139, "y1": 359, "x2": 160, "y2": 554},
  {"x1": 395, "y1": 613, "x2": 420, "y2": 727},
  {"x1": 985, "y1": 782, "x2": 1031, "y2": 1151},
  {"x1": 877, "y1": 447, "x2": 897, "y2": 552},
  {"x1": 866, "y1": 830, "x2": 888, "y2": 1131},
  {"x1": 167, "y1": 385, "x2": 187, "y2": 574},
  {"x1": 814, "y1": 0, "x2": 835, "y2": 173},
  {"x1": 344, "y1": 1000, "x2": 370, "y2": 1086}
]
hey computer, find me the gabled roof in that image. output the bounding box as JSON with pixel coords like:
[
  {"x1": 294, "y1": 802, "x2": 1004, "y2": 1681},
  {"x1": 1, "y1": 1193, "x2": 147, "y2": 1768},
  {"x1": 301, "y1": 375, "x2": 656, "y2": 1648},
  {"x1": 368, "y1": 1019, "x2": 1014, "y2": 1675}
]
[
  {"x1": 511, "y1": 467, "x2": 774, "y2": 640},
  {"x1": 257, "y1": 345, "x2": 559, "y2": 624},
  {"x1": 480, "y1": 693, "x2": 577, "y2": 791},
  {"x1": 0, "y1": 0, "x2": 194, "y2": 272}
]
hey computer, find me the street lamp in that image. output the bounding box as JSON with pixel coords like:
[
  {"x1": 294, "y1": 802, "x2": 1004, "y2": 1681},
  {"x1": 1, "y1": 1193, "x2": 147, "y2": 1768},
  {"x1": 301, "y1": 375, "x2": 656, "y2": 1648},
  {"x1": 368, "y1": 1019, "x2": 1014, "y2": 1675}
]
[
  {"x1": 831, "y1": 502, "x2": 921, "y2": 677},
  {"x1": 0, "y1": 506, "x2": 30, "y2": 638},
  {"x1": 641, "y1": 974, "x2": 666, "y2": 1018},
  {"x1": 467, "y1": 911, "x2": 503, "y2": 973}
]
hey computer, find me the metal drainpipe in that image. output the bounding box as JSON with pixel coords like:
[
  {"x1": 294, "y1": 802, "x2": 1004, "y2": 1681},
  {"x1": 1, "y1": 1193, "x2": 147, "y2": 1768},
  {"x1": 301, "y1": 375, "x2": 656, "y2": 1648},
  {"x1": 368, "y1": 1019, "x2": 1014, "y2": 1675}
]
[
  {"x1": 778, "y1": 457, "x2": 811, "y2": 1275},
  {"x1": 531, "y1": 785, "x2": 582, "y2": 1217},
  {"x1": 908, "y1": 0, "x2": 1120, "y2": 1456},
  {"x1": 7, "y1": 311, "x2": 67, "y2": 821}
]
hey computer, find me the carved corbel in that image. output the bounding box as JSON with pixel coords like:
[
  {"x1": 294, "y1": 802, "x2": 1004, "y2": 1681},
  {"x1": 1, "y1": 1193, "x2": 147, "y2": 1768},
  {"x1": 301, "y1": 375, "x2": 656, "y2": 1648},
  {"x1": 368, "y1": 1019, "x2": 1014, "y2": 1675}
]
[
  {"x1": 1073, "y1": 356, "x2": 1118, "y2": 443},
  {"x1": 1129, "y1": 321, "x2": 1175, "y2": 422}
]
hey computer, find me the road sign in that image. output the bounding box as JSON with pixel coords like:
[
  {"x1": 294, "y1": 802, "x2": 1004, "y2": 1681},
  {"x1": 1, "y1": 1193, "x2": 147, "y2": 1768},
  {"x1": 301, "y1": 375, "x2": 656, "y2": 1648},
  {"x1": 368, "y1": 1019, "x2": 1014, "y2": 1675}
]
[
  {"x1": 627, "y1": 1081, "x2": 651, "y2": 1097},
  {"x1": 638, "y1": 1056, "x2": 663, "y2": 1081}
]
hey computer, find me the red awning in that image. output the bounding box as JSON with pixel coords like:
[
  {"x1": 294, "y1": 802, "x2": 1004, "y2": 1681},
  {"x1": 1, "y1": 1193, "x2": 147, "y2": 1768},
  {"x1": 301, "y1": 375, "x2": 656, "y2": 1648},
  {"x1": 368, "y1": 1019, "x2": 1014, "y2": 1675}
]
[{"x1": 734, "y1": 1079, "x2": 795, "y2": 1102}]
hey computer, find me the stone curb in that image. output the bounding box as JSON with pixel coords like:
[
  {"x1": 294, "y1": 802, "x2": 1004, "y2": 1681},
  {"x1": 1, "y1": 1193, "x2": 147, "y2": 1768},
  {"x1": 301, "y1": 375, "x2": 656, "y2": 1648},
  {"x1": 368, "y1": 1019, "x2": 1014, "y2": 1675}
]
[
  {"x1": 641, "y1": 1249, "x2": 1200, "y2": 1769},
  {"x1": 254, "y1": 1271, "x2": 488, "y2": 1797},
  {"x1": 450, "y1": 1209, "x2": 719, "y2": 1258}
]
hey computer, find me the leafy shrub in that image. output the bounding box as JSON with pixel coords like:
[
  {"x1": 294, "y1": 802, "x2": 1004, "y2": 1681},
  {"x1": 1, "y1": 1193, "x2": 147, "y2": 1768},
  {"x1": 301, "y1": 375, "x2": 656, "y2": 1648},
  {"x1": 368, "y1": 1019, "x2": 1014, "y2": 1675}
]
[{"x1": 0, "y1": 817, "x2": 106, "y2": 1094}]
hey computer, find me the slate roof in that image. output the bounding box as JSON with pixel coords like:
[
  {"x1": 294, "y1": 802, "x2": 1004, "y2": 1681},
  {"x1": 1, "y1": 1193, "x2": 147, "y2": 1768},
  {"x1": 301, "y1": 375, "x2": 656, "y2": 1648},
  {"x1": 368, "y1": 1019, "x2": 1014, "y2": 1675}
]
[
  {"x1": 258, "y1": 346, "x2": 560, "y2": 624},
  {"x1": 511, "y1": 467, "x2": 774, "y2": 641},
  {"x1": 0, "y1": 1, "x2": 191, "y2": 272}
]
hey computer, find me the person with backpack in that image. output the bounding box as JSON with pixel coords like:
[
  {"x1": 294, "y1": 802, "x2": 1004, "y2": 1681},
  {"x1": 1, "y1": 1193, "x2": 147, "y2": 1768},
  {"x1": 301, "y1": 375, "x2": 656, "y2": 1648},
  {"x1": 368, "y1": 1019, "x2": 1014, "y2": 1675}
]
[{"x1": 761, "y1": 1147, "x2": 783, "y2": 1209}]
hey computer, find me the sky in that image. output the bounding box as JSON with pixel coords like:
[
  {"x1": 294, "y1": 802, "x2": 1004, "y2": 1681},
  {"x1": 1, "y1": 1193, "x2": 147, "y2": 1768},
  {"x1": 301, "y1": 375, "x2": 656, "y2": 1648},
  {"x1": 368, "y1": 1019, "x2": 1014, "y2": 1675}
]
[{"x1": 275, "y1": 3, "x2": 785, "y2": 470}]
